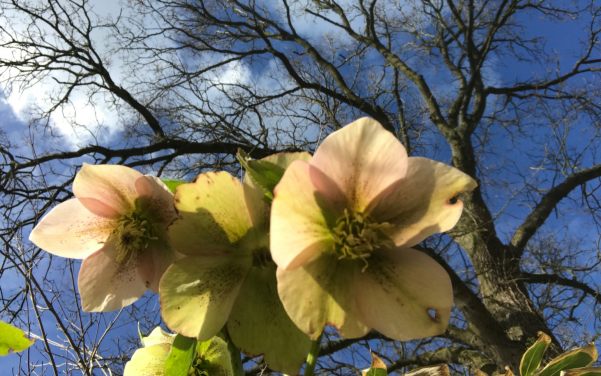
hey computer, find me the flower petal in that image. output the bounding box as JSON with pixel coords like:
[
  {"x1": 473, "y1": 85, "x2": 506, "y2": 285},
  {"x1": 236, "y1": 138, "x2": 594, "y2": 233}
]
[
  {"x1": 276, "y1": 254, "x2": 369, "y2": 339},
  {"x1": 270, "y1": 160, "x2": 337, "y2": 270},
  {"x1": 311, "y1": 117, "x2": 408, "y2": 212},
  {"x1": 135, "y1": 176, "x2": 177, "y2": 226},
  {"x1": 159, "y1": 254, "x2": 251, "y2": 340},
  {"x1": 78, "y1": 244, "x2": 147, "y2": 311},
  {"x1": 227, "y1": 265, "x2": 311, "y2": 375},
  {"x1": 73, "y1": 164, "x2": 143, "y2": 217},
  {"x1": 355, "y1": 248, "x2": 453, "y2": 340},
  {"x1": 170, "y1": 172, "x2": 256, "y2": 255},
  {"x1": 368, "y1": 157, "x2": 478, "y2": 247},
  {"x1": 29, "y1": 198, "x2": 114, "y2": 259},
  {"x1": 137, "y1": 243, "x2": 174, "y2": 292},
  {"x1": 123, "y1": 343, "x2": 171, "y2": 376}
]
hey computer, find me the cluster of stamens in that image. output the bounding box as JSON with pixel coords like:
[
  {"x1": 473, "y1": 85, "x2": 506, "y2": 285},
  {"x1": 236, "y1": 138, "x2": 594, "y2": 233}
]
[
  {"x1": 114, "y1": 211, "x2": 157, "y2": 265},
  {"x1": 332, "y1": 209, "x2": 394, "y2": 270}
]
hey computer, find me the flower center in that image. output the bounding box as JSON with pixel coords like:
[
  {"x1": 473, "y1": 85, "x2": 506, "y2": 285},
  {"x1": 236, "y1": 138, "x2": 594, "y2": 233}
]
[
  {"x1": 114, "y1": 211, "x2": 156, "y2": 265},
  {"x1": 332, "y1": 209, "x2": 394, "y2": 270}
]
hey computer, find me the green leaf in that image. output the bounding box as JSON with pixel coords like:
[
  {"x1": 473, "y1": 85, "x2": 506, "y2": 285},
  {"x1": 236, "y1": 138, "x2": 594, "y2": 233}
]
[
  {"x1": 536, "y1": 344, "x2": 598, "y2": 376},
  {"x1": 236, "y1": 149, "x2": 285, "y2": 201},
  {"x1": 0, "y1": 321, "x2": 34, "y2": 356},
  {"x1": 362, "y1": 353, "x2": 388, "y2": 376},
  {"x1": 560, "y1": 367, "x2": 601, "y2": 376},
  {"x1": 164, "y1": 334, "x2": 197, "y2": 376},
  {"x1": 162, "y1": 179, "x2": 185, "y2": 193},
  {"x1": 521, "y1": 332, "x2": 552, "y2": 376}
]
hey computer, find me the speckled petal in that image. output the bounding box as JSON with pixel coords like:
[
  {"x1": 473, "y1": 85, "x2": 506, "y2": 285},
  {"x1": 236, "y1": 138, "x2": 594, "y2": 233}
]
[
  {"x1": 137, "y1": 243, "x2": 174, "y2": 292},
  {"x1": 29, "y1": 198, "x2": 114, "y2": 259},
  {"x1": 355, "y1": 248, "x2": 453, "y2": 340},
  {"x1": 159, "y1": 254, "x2": 251, "y2": 340},
  {"x1": 169, "y1": 172, "x2": 256, "y2": 255},
  {"x1": 311, "y1": 118, "x2": 408, "y2": 212},
  {"x1": 73, "y1": 164, "x2": 143, "y2": 217},
  {"x1": 78, "y1": 243, "x2": 148, "y2": 311},
  {"x1": 270, "y1": 160, "x2": 338, "y2": 270},
  {"x1": 276, "y1": 254, "x2": 369, "y2": 339},
  {"x1": 368, "y1": 157, "x2": 477, "y2": 247},
  {"x1": 135, "y1": 176, "x2": 177, "y2": 226},
  {"x1": 227, "y1": 265, "x2": 311, "y2": 375}
]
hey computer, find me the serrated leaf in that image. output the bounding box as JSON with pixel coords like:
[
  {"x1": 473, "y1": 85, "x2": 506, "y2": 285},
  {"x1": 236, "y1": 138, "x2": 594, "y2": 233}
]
[
  {"x1": 362, "y1": 353, "x2": 388, "y2": 376},
  {"x1": 0, "y1": 321, "x2": 34, "y2": 356},
  {"x1": 164, "y1": 334, "x2": 197, "y2": 376},
  {"x1": 521, "y1": 332, "x2": 552, "y2": 376},
  {"x1": 162, "y1": 179, "x2": 185, "y2": 193},
  {"x1": 536, "y1": 344, "x2": 598, "y2": 376},
  {"x1": 560, "y1": 367, "x2": 601, "y2": 376}
]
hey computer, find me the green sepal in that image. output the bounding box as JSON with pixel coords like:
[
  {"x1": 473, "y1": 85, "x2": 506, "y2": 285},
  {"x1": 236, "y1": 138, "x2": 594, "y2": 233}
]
[
  {"x1": 521, "y1": 332, "x2": 552, "y2": 376},
  {"x1": 536, "y1": 343, "x2": 598, "y2": 376},
  {"x1": 164, "y1": 334, "x2": 197, "y2": 376},
  {"x1": 362, "y1": 353, "x2": 388, "y2": 376},
  {"x1": 236, "y1": 149, "x2": 285, "y2": 201},
  {"x1": 162, "y1": 179, "x2": 186, "y2": 193},
  {"x1": 0, "y1": 321, "x2": 34, "y2": 356}
]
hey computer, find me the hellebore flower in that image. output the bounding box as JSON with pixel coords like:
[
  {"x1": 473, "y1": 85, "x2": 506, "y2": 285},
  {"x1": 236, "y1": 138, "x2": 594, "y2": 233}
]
[
  {"x1": 159, "y1": 154, "x2": 312, "y2": 375},
  {"x1": 29, "y1": 164, "x2": 177, "y2": 311},
  {"x1": 124, "y1": 327, "x2": 237, "y2": 376},
  {"x1": 270, "y1": 117, "x2": 478, "y2": 341}
]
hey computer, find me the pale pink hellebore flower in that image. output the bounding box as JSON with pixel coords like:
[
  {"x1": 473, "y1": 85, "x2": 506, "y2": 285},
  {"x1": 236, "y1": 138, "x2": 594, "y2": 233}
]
[
  {"x1": 271, "y1": 117, "x2": 478, "y2": 341},
  {"x1": 29, "y1": 164, "x2": 177, "y2": 311}
]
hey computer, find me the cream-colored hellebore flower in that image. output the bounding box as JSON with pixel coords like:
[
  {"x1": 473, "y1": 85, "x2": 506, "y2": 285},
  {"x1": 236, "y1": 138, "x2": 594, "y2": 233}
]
[
  {"x1": 123, "y1": 327, "x2": 236, "y2": 376},
  {"x1": 159, "y1": 153, "x2": 312, "y2": 375},
  {"x1": 271, "y1": 117, "x2": 478, "y2": 341},
  {"x1": 29, "y1": 164, "x2": 177, "y2": 311}
]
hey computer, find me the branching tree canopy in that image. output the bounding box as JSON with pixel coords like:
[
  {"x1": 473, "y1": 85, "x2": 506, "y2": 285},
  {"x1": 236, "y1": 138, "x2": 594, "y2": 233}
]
[{"x1": 1, "y1": 0, "x2": 601, "y2": 374}]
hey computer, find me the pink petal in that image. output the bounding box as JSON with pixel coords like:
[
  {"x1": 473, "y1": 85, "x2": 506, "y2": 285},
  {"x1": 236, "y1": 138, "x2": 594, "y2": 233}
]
[
  {"x1": 355, "y1": 248, "x2": 453, "y2": 340},
  {"x1": 137, "y1": 243, "x2": 174, "y2": 292},
  {"x1": 78, "y1": 244, "x2": 148, "y2": 311},
  {"x1": 367, "y1": 157, "x2": 478, "y2": 247},
  {"x1": 270, "y1": 160, "x2": 338, "y2": 270},
  {"x1": 135, "y1": 176, "x2": 177, "y2": 226},
  {"x1": 29, "y1": 198, "x2": 115, "y2": 259},
  {"x1": 73, "y1": 164, "x2": 143, "y2": 217},
  {"x1": 311, "y1": 117, "x2": 408, "y2": 212}
]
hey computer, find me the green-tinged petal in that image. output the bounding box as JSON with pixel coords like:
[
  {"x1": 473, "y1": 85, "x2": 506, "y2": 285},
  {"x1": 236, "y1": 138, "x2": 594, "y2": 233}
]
[
  {"x1": 404, "y1": 365, "x2": 451, "y2": 376},
  {"x1": 561, "y1": 367, "x2": 601, "y2": 376},
  {"x1": 276, "y1": 254, "x2": 369, "y2": 340},
  {"x1": 159, "y1": 255, "x2": 251, "y2": 340},
  {"x1": 537, "y1": 344, "x2": 598, "y2": 376},
  {"x1": 311, "y1": 117, "x2": 408, "y2": 212},
  {"x1": 368, "y1": 157, "x2": 477, "y2": 248},
  {"x1": 227, "y1": 265, "x2": 311, "y2": 374},
  {"x1": 195, "y1": 336, "x2": 237, "y2": 376},
  {"x1": 124, "y1": 343, "x2": 171, "y2": 376},
  {"x1": 73, "y1": 163, "x2": 143, "y2": 217},
  {"x1": 271, "y1": 160, "x2": 337, "y2": 270},
  {"x1": 0, "y1": 321, "x2": 34, "y2": 356},
  {"x1": 141, "y1": 327, "x2": 175, "y2": 348},
  {"x1": 170, "y1": 172, "x2": 256, "y2": 255},
  {"x1": 520, "y1": 332, "x2": 552, "y2": 376},
  {"x1": 355, "y1": 248, "x2": 453, "y2": 340}
]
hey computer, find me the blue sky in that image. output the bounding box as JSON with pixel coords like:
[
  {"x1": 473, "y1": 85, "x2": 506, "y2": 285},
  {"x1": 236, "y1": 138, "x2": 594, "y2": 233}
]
[{"x1": 1, "y1": 0, "x2": 601, "y2": 373}]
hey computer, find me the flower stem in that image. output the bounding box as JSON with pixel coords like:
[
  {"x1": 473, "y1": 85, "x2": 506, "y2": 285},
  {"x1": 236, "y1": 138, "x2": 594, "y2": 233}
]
[{"x1": 304, "y1": 333, "x2": 322, "y2": 376}]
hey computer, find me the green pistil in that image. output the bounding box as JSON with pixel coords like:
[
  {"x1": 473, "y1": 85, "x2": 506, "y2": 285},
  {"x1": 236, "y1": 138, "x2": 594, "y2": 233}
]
[
  {"x1": 332, "y1": 209, "x2": 394, "y2": 270},
  {"x1": 114, "y1": 211, "x2": 156, "y2": 265}
]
